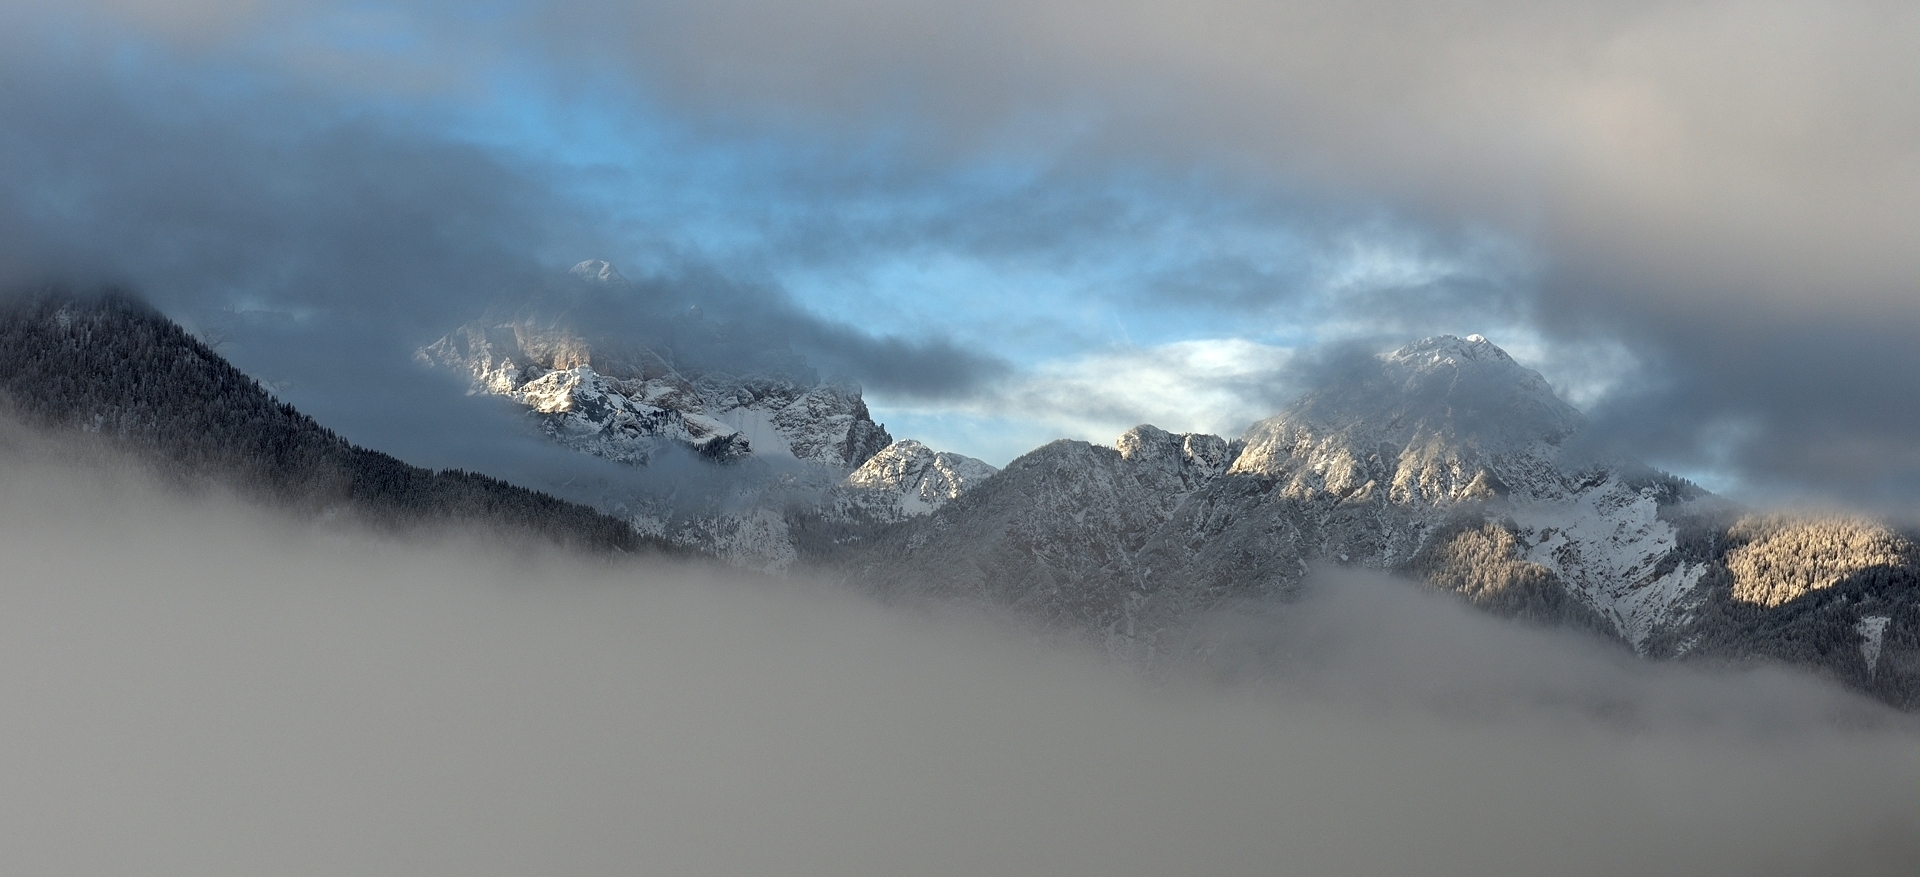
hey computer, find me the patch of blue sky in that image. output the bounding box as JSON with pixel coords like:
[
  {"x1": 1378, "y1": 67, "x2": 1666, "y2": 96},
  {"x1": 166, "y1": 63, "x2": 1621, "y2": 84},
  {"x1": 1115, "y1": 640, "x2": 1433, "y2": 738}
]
[
  {"x1": 782, "y1": 244, "x2": 1316, "y2": 362},
  {"x1": 323, "y1": 44, "x2": 1571, "y2": 454},
  {"x1": 462, "y1": 115, "x2": 1138, "y2": 363},
  {"x1": 459, "y1": 87, "x2": 823, "y2": 244},
  {"x1": 401, "y1": 56, "x2": 1366, "y2": 360},
  {"x1": 1658, "y1": 416, "x2": 1761, "y2": 501},
  {"x1": 861, "y1": 407, "x2": 1069, "y2": 470}
]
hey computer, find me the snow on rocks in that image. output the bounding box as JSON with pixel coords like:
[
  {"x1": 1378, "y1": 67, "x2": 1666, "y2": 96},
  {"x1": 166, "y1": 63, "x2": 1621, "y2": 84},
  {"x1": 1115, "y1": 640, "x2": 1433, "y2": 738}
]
[
  {"x1": 1858, "y1": 615, "x2": 1892, "y2": 676},
  {"x1": 1508, "y1": 476, "x2": 1708, "y2": 650},
  {"x1": 417, "y1": 313, "x2": 889, "y2": 470},
  {"x1": 846, "y1": 440, "x2": 998, "y2": 517}
]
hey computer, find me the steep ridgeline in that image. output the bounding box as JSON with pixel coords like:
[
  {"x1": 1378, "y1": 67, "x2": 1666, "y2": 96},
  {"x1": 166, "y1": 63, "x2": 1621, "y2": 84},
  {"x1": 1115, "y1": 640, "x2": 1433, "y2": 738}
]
[
  {"x1": 841, "y1": 425, "x2": 1236, "y2": 634},
  {"x1": 0, "y1": 291, "x2": 646, "y2": 554},
  {"x1": 674, "y1": 438, "x2": 1004, "y2": 575},
  {"x1": 417, "y1": 261, "x2": 891, "y2": 470},
  {"x1": 417, "y1": 261, "x2": 996, "y2": 568},
  {"x1": 849, "y1": 335, "x2": 1920, "y2": 707}
]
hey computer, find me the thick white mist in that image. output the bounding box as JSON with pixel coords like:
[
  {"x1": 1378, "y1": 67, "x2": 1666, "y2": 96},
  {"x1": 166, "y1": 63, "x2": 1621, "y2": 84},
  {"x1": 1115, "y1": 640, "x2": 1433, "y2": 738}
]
[{"x1": 0, "y1": 438, "x2": 1913, "y2": 876}]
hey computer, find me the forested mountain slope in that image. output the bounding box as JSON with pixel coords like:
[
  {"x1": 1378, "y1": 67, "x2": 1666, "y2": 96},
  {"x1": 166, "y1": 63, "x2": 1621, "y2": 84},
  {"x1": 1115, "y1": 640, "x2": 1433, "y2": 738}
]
[{"x1": 0, "y1": 290, "x2": 648, "y2": 554}]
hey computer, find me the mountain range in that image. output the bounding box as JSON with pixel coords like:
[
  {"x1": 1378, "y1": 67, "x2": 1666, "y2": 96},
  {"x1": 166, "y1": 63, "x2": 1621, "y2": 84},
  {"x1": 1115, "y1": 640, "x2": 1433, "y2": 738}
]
[
  {"x1": 413, "y1": 261, "x2": 999, "y2": 569},
  {"x1": 4, "y1": 273, "x2": 1916, "y2": 709}
]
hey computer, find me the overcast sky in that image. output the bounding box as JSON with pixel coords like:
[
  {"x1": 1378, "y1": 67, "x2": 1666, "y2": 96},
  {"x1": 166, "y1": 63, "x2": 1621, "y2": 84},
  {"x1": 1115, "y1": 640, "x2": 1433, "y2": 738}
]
[{"x1": 2, "y1": 0, "x2": 1916, "y2": 503}]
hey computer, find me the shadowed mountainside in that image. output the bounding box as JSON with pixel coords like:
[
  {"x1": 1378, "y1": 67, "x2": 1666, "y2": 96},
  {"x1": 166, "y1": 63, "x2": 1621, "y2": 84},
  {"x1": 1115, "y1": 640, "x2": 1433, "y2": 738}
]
[{"x1": 0, "y1": 290, "x2": 653, "y2": 555}]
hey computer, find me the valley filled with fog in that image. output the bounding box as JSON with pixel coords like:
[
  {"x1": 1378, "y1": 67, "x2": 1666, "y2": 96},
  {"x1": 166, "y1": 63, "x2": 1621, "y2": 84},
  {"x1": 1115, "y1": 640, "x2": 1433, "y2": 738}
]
[
  {"x1": 4, "y1": 0, "x2": 1919, "y2": 868},
  {"x1": 3, "y1": 431, "x2": 1912, "y2": 877}
]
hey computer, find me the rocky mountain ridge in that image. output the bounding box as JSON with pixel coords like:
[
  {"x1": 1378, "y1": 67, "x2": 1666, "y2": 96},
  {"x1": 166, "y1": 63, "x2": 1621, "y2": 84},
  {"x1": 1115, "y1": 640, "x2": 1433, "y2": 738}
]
[
  {"x1": 407, "y1": 283, "x2": 1920, "y2": 707},
  {"x1": 417, "y1": 261, "x2": 996, "y2": 566},
  {"x1": 412, "y1": 287, "x2": 1920, "y2": 709},
  {"x1": 418, "y1": 314, "x2": 891, "y2": 471},
  {"x1": 11, "y1": 283, "x2": 1915, "y2": 709},
  {"x1": 837, "y1": 334, "x2": 1920, "y2": 707},
  {"x1": 846, "y1": 439, "x2": 1001, "y2": 518}
]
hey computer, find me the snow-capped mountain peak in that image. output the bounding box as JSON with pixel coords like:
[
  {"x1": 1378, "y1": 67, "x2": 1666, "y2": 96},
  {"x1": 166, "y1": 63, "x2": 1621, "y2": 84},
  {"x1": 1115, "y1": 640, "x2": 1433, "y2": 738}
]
[
  {"x1": 418, "y1": 314, "x2": 891, "y2": 470},
  {"x1": 568, "y1": 259, "x2": 628, "y2": 284},
  {"x1": 1292, "y1": 334, "x2": 1581, "y2": 442},
  {"x1": 1230, "y1": 334, "x2": 1585, "y2": 503}
]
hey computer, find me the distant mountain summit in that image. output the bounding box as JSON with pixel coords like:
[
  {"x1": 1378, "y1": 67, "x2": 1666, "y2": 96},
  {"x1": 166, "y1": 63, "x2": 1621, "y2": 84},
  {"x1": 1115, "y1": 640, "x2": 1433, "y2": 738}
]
[
  {"x1": 1234, "y1": 334, "x2": 1586, "y2": 502},
  {"x1": 844, "y1": 334, "x2": 1920, "y2": 708},
  {"x1": 418, "y1": 264, "x2": 893, "y2": 471},
  {"x1": 12, "y1": 287, "x2": 1918, "y2": 709},
  {"x1": 568, "y1": 258, "x2": 627, "y2": 284},
  {"x1": 416, "y1": 261, "x2": 994, "y2": 568}
]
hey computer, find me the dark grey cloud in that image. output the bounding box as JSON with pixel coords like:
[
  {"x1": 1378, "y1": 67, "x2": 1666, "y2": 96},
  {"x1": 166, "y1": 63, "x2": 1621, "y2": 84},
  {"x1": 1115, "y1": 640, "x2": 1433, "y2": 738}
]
[
  {"x1": 0, "y1": 27, "x2": 1005, "y2": 483},
  {"x1": 517, "y1": 0, "x2": 1920, "y2": 504},
  {"x1": 1572, "y1": 295, "x2": 1920, "y2": 510},
  {"x1": 0, "y1": 53, "x2": 560, "y2": 331},
  {"x1": 506, "y1": 263, "x2": 1008, "y2": 399},
  {"x1": 0, "y1": 441, "x2": 1913, "y2": 874},
  {"x1": 8, "y1": 0, "x2": 1920, "y2": 503}
]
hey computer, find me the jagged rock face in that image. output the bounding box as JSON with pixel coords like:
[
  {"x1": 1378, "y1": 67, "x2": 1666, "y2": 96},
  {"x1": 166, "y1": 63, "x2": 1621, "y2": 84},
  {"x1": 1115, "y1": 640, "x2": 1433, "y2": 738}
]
[
  {"x1": 849, "y1": 334, "x2": 1920, "y2": 712},
  {"x1": 702, "y1": 374, "x2": 892, "y2": 469},
  {"x1": 1115, "y1": 425, "x2": 1236, "y2": 492},
  {"x1": 856, "y1": 337, "x2": 1692, "y2": 654},
  {"x1": 1204, "y1": 336, "x2": 1713, "y2": 649},
  {"x1": 417, "y1": 275, "x2": 892, "y2": 471},
  {"x1": 846, "y1": 439, "x2": 998, "y2": 518},
  {"x1": 509, "y1": 366, "x2": 748, "y2": 463},
  {"x1": 415, "y1": 262, "x2": 1022, "y2": 570}
]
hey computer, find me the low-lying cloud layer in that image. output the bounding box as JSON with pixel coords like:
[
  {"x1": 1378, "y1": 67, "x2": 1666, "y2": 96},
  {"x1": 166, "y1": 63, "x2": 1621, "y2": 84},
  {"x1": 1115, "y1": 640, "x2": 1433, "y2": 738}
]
[{"x1": 2, "y1": 431, "x2": 1914, "y2": 876}]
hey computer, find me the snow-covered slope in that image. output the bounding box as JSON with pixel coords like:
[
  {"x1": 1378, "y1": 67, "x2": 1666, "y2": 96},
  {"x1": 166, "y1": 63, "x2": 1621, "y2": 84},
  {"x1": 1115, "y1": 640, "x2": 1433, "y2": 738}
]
[
  {"x1": 844, "y1": 333, "x2": 1920, "y2": 708},
  {"x1": 850, "y1": 336, "x2": 1725, "y2": 658},
  {"x1": 1227, "y1": 335, "x2": 1712, "y2": 644},
  {"x1": 416, "y1": 261, "x2": 995, "y2": 569},
  {"x1": 846, "y1": 439, "x2": 998, "y2": 518},
  {"x1": 411, "y1": 286, "x2": 1920, "y2": 707},
  {"x1": 1503, "y1": 476, "x2": 1708, "y2": 648},
  {"x1": 417, "y1": 314, "x2": 889, "y2": 470}
]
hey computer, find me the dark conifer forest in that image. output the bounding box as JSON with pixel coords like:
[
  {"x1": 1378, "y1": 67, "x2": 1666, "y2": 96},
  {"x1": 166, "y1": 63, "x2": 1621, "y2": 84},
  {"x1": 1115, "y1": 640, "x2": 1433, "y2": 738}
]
[{"x1": 0, "y1": 290, "x2": 648, "y2": 554}]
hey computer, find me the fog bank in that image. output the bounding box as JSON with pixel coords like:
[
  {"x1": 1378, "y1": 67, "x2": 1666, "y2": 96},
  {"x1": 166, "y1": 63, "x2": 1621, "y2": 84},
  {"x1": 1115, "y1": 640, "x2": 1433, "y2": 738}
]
[{"x1": 0, "y1": 442, "x2": 1913, "y2": 875}]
